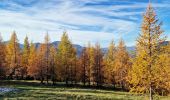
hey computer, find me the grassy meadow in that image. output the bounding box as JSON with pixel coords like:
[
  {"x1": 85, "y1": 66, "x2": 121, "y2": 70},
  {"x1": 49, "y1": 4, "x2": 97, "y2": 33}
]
[{"x1": 0, "y1": 80, "x2": 169, "y2": 100}]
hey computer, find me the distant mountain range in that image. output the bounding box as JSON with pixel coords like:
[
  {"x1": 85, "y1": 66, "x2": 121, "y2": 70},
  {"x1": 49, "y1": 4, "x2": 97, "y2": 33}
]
[
  {"x1": 5, "y1": 41, "x2": 169, "y2": 56},
  {"x1": 6, "y1": 41, "x2": 84, "y2": 56},
  {"x1": 16, "y1": 41, "x2": 135, "y2": 55}
]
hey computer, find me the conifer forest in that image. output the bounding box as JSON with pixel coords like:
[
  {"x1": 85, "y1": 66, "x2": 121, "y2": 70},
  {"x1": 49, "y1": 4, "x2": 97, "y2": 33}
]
[{"x1": 0, "y1": 1, "x2": 170, "y2": 100}]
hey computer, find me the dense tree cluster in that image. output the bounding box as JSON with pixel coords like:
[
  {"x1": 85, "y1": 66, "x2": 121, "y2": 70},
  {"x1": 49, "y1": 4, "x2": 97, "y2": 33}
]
[{"x1": 0, "y1": 3, "x2": 169, "y2": 98}]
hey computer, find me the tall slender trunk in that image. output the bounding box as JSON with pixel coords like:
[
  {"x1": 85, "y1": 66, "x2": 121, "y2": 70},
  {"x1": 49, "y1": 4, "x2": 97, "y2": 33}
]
[
  {"x1": 88, "y1": 58, "x2": 91, "y2": 86},
  {"x1": 14, "y1": 38, "x2": 17, "y2": 79},
  {"x1": 150, "y1": 84, "x2": 153, "y2": 100},
  {"x1": 52, "y1": 64, "x2": 55, "y2": 85},
  {"x1": 74, "y1": 59, "x2": 77, "y2": 85},
  {"x1": 65, "y1": 64, "x2": 68, "y2": 85},
  {"x1": 88, "y1": 66, "x2": 90, "y2": 86},
  {"x1": 40, "y1": 69, "x2": 44, "y2": 84},
  {"x1": 70, "y1": 68, "x2": 72, "y2": 85},
  {"x1": 148, "y1": 22, "x2": 153, "y2": 100},
  {"x1": 46, "y1": 46, "x2": 49, "y2": 84},
  {"x1": 83, "y1": 64, "x2": 86, "y2": 86}
]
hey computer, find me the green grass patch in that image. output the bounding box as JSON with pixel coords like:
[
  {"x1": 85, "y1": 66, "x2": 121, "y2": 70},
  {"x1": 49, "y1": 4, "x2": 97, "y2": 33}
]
[{"x1": 0, "y1": 80, "x2": 169, "y2": 100}]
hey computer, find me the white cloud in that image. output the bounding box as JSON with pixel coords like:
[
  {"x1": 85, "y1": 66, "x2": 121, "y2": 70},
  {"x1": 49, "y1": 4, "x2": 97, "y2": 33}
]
[{"x1": 0, "y1": 0, "x2": 169, "y2": 47}]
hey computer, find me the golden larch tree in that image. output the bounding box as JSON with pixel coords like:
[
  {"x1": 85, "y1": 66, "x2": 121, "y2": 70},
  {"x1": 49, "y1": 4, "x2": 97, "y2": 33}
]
[
  {"x1": 128, "y1": 3, "x2": 167, "y2": 99},
  {"x1": 104, "y1": 40, "x2": 116, "y2": 87},
  {"x1": 80, "y1": 47, "x2": 89, "y2": 86},
  {"x1": 28, "y1": 42, "x2": 37, "y2": 79},
  {"x1": 44, "y1": 33, "x2": 50, "y2": 84},
  {"x1": 49, "y1": 45, "x2": 57, "y2": 85},
  {"x1": 86, "y1": 43, "x2": 95, "y2": 86},
  {"x1": 36, "y1": 44, "x2": 46, "y2": 84},
  {"x1": 93, "y1": 43, "x2": 104, "y2": 87},
  {"x1": 57, "y1": 31, "x2": 75, "y2": 85},
  {"x1": 0, "y1": 34, "x2": 6, "y2": 78},
  {"x1": 6, "y1": 31, "x2": 21, "y2": 79},
  {"x1": 21, "y1": 36, "x2": 30, "y2": 79},
  {"x1": 114, "y1": 39, "x2": 130, "y2": 90}
]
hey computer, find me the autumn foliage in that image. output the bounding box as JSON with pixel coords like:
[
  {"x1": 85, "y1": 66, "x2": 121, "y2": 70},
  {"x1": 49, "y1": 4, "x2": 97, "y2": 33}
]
[{"x1": 0, "y1": 3, "x2": 169, "y2": 97}]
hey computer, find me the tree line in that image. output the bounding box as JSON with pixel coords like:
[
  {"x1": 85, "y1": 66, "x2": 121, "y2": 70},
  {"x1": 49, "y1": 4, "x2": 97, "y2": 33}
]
[{"x1": 0, "y1": 3, "x2": 169, "y2": 98}]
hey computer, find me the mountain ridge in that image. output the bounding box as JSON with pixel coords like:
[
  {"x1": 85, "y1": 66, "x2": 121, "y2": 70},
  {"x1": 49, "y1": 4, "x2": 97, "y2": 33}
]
[{"x1": 4, "y1": 41, "x2": 169, "y2": 56}]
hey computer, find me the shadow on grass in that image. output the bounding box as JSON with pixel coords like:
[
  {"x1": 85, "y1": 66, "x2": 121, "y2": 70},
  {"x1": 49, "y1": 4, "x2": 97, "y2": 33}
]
[
  {"x1": 0, "y1": 80, "x2": 146, "y2": 100},
  {"x1": 0, "y1": 80, "x2": 127, "y2": 92},
  {"x1": 1, "y1": 91, "x2": 129, "y2": 100}
]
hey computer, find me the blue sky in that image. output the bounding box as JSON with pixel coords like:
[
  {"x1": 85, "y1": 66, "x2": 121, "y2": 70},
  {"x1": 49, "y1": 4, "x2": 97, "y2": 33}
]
[{"x1": 0, "y1": 0, "x2": 170, "y2": 47}]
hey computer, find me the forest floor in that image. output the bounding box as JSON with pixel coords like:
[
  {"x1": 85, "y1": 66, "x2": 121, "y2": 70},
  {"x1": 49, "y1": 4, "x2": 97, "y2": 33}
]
[{"x1": 0, "y1": 80, "x2": 169, "y2": 100}]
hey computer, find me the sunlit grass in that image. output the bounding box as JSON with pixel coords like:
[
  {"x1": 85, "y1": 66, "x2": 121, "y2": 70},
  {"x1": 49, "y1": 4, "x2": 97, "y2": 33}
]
[{"x1": 0, "y1": 80, "x2": 170, "y2": 100}]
